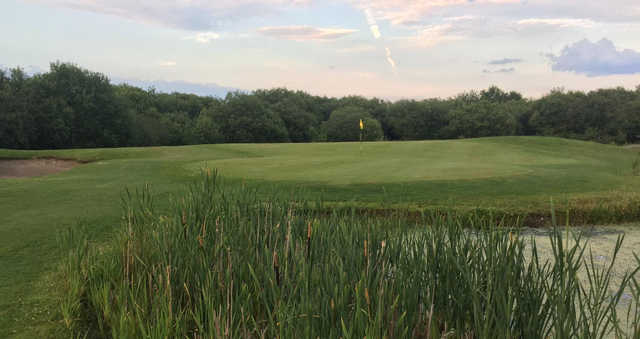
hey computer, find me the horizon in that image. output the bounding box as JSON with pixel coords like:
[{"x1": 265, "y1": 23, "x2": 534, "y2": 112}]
[{"x1": 2, "y1": 0, "x2": 640, "y2": 100}]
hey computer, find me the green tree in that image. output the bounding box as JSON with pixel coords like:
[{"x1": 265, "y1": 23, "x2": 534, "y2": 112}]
[
  {"x1": 193, "y1": 105, "x2": 224, "y2": 144},
  {"x1": 32, "y1": 62, "x2": 128, "y2": 147},
  {"x1": 445, "y1": 100, "x2": 517, "y2": 138},
  {"x1": 480, "y1": 86, "x2": 523, "y2": 103},
  {"x1": 325, "y1": 106, "x2": 383, "y2": 142},
  {"x1": 213, "y1": 92, "x2": 289, "y2": 143},
  {"x1": 0, "y1": 68, "x2": 35, "y2": 148},
  {"x1": 386, "y1": 99, "x2": 449, "y2": 140}
]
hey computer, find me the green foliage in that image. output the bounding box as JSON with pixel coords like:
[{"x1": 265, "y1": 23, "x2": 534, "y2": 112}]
[
  {"x1": 480, "y1": 85, "x2": 523, "y2": 103},
  {"x1": 214, "y1": 92, "x2": 290, "y2": 143},
  {"x1": 2, "y1": 62, "x2": 640, "y2": 149},
  {"x1": 385, "y1": 99, "x2": 449, "y2": 140},
  {"x1": 445, "y1": 100, "x2": 517, "y2": 138},
  {"x1": 193, "y1": 108, "x2": 224, "y2": 144},
  {"x1": 58, "y1": 173, "x2": 640, "y2": 338},
  {"x1": 325, "y1": 105, "x2": 384, "y2": 141}
]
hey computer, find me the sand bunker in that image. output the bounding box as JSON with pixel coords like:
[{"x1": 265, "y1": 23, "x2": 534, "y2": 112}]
[{"x1": 0, "y1": 159, "x2": 79, "y2": 178}]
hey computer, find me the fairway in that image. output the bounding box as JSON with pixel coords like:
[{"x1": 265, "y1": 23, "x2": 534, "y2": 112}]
[{"x1": 1, "y1": 136, "x2": 640, "y2": 337}]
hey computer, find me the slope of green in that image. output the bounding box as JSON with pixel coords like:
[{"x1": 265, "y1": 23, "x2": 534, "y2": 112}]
[{"x1": 0, "y1": 136, "x2": 639, "y2": 337}]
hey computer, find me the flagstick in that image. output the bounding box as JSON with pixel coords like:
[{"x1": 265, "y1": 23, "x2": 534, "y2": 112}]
[{"x1": 359, "y1": 119, "x2": 364, "y2": 157}]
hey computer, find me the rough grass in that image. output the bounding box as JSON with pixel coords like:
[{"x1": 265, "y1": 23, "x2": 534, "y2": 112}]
[{"x1": 1, "y1": 136, "x2": 640, "y2": 337}]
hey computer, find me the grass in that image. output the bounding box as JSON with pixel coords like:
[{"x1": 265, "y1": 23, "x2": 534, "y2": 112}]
[
  {"x1": 1, "y1": 136, "x2": 640, "y2": 337},
  {"x1": 58, "y1": 171, "x2": 640, "y2": 338}
]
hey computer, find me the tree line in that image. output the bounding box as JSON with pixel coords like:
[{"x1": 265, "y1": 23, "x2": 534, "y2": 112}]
[{"x1": 1, "y1": 62, "x2": 640, "y2": 149}]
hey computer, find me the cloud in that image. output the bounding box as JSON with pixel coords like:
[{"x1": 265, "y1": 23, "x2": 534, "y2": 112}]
[
  {"x1": 549, "y1": 38, "x2": 640, "y2": 77},
  {"x1": 336, "y1": 45, "x2": 377, "y2": 53},
  {"x1": 112, "y1": 77, "x2": 238, "y2": 97},
  {"x1": 483, "y1": 68, "x2": 515, "y2": 74},
  {"x1": 500, "y1": 1, "x2": 640, "y2": 24},
  {"x1": 516, "y1": 18, "x2": 596, "y2": 29},
  {"x1": 258, "y1": 26, "x2": 358, "y2": 41},
  {"x1": 27, "y1": 0, "x2": 311, "y2": 31},
  {"x1": 488, "y1": 58, "x2": 523, "y2": 65},
  {"x1": 158, "y1": 61, "x2": 177, "y2": 67},
  {"x1": 351, "y1": 0, "x2": 519, "y2": 26},
  {"x1": 183, "y1": 32, "x2": 221, "y2": 44},
  {"x1": 401, "y1": 23, "x2": 464, "y2": 48},
  {"x1": 443, "y1": 15, "x2": 476, "y2": 22}
]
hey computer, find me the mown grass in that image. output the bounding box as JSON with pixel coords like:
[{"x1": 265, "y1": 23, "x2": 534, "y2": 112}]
[
  {"x1": 1, "y1": 136, "x2": 640, "y2": 337},
  {"x1": 59, "y1": 171, "x2": 640, "y2": 338}
]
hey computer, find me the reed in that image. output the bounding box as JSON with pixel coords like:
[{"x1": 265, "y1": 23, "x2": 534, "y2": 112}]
[{"x1": 59, "y1": 171, "x2": 640, "y2": 338}]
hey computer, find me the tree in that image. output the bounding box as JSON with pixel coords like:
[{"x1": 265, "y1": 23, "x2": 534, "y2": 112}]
[
  {"x1": 193, "y1": 105, "x2": 224, "y2": 144},
  {"x1": 480, "y1": 86, "x2": 523, "y2": 103},
  {"x1": 325, "y1": 106, "x2": 383, "y2": 142},
  {"x1": 445, "y1": 100, "x2": 517, "y2": 138},
  {"x1": 213, "y1": 92, "x2": 289, "y2": 143},
  {"x1": 0, "y1": 68, "x2": 35, "y2": 149},
  {"x1": 619, "y1": 98, "x2": 640, "y2": 143},
  {"x1": 529, "y1": 89, "x2": 588, "y2": 138},
  {"x1": 386, "y1": 99, "x2": 449, "y2": 140},
  {"x1": 32, "y1": 62, "x2": 128, "y2": 147}
]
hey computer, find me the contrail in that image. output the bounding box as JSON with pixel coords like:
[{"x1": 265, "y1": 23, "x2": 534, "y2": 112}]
[
  {"x1": 385, "y1": 47, "x2": 397, "y2": 73},
  {"x1": 364, "y1": 8, "x2": 381, "y2": 39},
  {"x1": 363, "y1": 6, "x2": 397, "y2": 73}
]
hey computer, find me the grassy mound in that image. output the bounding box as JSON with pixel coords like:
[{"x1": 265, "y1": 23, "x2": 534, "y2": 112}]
[{"x1": 59, "y1": 172, "x2": 640, "y2": 338}]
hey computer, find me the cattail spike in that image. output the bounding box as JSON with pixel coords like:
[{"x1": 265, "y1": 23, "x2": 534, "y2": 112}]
[{"x1": 273, "y1": 251, "x2": 280, "y2": 287}]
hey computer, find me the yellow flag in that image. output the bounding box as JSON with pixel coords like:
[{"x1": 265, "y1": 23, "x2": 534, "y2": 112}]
[{"x1": 359, "y1": 119, "x2": 364, "y2": 130}]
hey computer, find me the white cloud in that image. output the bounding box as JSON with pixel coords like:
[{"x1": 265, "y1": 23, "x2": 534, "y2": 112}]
[
  {"x1": 444, "y1": 15, "x2": 476, "y2": 22},
  {"x1": 516, "y1": 18, "x2": 596, "y2": 29},
  {"x1": 352, "y1": 0, "x2": 519, "y2": 26},
  {"x1": 336, "y1": 45, "x2": 377, "y2": 53},
  {"x1": 258, "y1": 26, "x2": 358, "y2": 41},
  {"x1": 183, "y1": 32, "x2": 221, "y2": 43},
  {"x1": 26, "y1": 0, "x2": 311, "y2": 30},
  {"x1": 158, "y1": 60, "x2": 177, "y2": 67},
  {"x1": 401, "y1": 23, "x2": 464, "y2": 48}
]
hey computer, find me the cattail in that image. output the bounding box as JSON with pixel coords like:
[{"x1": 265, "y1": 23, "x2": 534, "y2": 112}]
[
  {"x1": 166, "y1": 265, "x2": 172, "y2": 320},
  {"x1": 365, "y1": 288, "x2": 370, "y2": 307},
  {"x1": 364, "y1": 239, "x2": 368, "y2": 258},
  {"x1": 284, "y1": 219, "x2": 291, "y2": 262},
  {"x1": 197, "y1": 235, "x2": 204, "y2": 249},
  {"x1": 273, "y1": 251, "x2": 280, "y2": 287},
  {"x1": 330, "y1": 298, "x2": 335, "y2": 310},
  {"x1": 201, "y1": 216, "x2": 207, "y2": 238},
  {"x1": 306, "y1": 221, "x2": 312, "y2": 260},
  {"x1": 182, "y1": 210, "x2": 188, "y2": 239}
]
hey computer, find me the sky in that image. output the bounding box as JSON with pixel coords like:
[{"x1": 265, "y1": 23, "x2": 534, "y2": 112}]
[{"x1": 1, "y1": 0, "x2": 640, "y2": 99}]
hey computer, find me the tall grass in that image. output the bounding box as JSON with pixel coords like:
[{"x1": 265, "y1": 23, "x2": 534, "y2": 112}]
[{"x1": 59, "y1": 171, "x2": 640, "y2": 338}]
